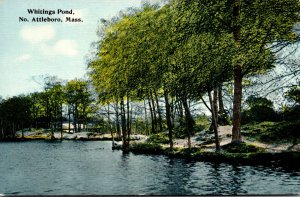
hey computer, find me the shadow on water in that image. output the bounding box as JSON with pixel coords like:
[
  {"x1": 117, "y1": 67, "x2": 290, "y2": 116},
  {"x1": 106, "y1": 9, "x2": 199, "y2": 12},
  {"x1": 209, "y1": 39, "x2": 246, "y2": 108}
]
[
  {"x1": 120, "y1": 152, "x2": 130, "y2": 168},
  {"x1": 158, "y1": 158, "x2": 195, "y2": 195},
  {"x1": 208, "y1": 163, "x2": 247, "y2": 195}
]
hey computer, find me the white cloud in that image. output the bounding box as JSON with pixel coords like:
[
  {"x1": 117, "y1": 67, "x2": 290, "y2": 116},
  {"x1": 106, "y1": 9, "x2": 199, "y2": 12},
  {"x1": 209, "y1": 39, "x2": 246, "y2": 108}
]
[
  {"x1": 16, "y1": 54, "x2": 32, "y2": 62},
  {"x1": 41, "y1": 39, "x2": 79, "y2": 57},
  {"x1": 20, "y1": 25, "x2": 55, "y2": 44}
]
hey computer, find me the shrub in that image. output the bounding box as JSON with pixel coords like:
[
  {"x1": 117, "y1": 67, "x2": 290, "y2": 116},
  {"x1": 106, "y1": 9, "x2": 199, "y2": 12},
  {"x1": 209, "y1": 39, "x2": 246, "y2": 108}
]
[
  {"x1": 130, "y1": 143, "x2": 163, "y2": 154},
  {"x1": 222, "y1": 141, "x2": 265, "y2": 153},
  {"x1": 147, "y1": 133, "x2": 169, "y2": 144},
  {"x1": 242, "y1": 121, "x2": 300, "y2": 143},
  {"x1": 280, "y1": 105, "x2": 300, "y2": 121},
  {"x1": 242, "y1": 96, "x2": 279, "y2": 124}
]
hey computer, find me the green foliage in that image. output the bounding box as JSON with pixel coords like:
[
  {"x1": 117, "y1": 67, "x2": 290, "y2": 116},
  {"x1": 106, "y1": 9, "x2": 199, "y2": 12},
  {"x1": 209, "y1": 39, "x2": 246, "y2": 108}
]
[
  {"x1": 221, "y1": 141, "x2": 265, "y2": 153},
  {"x1": 242, "y1": 121, "x2": 300, "y2": 143},
  {"x1": 242, "y1": 96, "x2": 278, "y2": 123},
  {"x1": 194, "y1": 115, "x2": 210, "y2": 132},
  {"x1": 65, "y1": 79, "x2": 93, "y2": 126},
  {"x1": 245, "y1": 95, "x2": 273, "y2": 108},
  {"x1": 285, "y1": 86, "x2": 300, "y2": 104},
  {"x1": 130, "y1": 142, "x2": 163, "y2": 154},
  {"x1": 131, "y1": 118, "x2": 149, "y2": 135},
  {"x1": 280, "y1": 105, "x2": 300, "y2": 121},
  {"x1": 147, "y1": 133, "x2": 169, "y2": 144},
  {"x1": 88, "y1": 0, "x2": 300, "y2": 149},
  {"x1": 218, "y1": 112, "x2": 232, "y2": 126},
  {"x1": 173, "y1": 0, "x2": 300, "y2": 75},
  {"x1": 0, "y1": 95, "x2": 32, "y2": 138}
]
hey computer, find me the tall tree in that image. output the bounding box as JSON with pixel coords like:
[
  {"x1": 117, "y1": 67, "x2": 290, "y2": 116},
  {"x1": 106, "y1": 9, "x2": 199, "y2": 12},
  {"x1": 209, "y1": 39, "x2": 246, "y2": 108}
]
[{"x1": 172, "y1": 0, "x2": 300, "y2": 142}]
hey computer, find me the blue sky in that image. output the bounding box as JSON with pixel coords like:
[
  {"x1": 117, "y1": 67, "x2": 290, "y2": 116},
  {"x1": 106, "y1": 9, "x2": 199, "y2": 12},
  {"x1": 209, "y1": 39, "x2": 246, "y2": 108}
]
[{"x1": 0, "y1": 0, "x2": 156, "y2": 98}]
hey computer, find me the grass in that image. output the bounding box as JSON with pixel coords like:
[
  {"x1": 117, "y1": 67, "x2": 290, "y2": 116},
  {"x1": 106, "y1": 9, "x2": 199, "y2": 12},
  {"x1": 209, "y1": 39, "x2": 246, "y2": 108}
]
[
  {"x1": 129, "y1": 142, "x2": 300, "y2": 168},
  {"x1": 242, "y1": 121, "x2": 300, "y2": 143},
  {"x1": 221, "y1": 141, "x2": 265, "y2": 153}
]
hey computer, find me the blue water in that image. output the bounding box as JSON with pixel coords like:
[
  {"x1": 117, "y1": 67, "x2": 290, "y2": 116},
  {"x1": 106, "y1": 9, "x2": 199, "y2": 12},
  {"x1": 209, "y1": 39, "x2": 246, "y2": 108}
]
[{"x1": 0, "y1": 141, "x2": 299, "y2": 195}]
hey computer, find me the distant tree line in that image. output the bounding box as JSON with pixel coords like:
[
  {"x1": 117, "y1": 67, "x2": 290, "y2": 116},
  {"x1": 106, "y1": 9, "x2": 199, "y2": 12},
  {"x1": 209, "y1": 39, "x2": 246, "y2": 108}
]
[{"x1": 0, "y1": 76, "x2": 93, "y2": 140}]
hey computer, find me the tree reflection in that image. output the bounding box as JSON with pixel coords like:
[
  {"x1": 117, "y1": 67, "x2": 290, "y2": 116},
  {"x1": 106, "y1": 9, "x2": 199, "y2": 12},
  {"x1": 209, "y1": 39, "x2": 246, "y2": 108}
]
[
  {"x1": 209, "y1": 163, "x2": 247, "y2": 195},
  {"x1": 156, "y1": 158, "x2": 195, "y2": 195}
]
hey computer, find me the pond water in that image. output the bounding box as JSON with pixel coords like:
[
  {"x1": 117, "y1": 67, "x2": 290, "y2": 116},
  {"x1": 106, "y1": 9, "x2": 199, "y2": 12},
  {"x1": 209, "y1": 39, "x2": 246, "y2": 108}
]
[{"x1": 0, "y1": 141, "x2": 299, "y2": 195}]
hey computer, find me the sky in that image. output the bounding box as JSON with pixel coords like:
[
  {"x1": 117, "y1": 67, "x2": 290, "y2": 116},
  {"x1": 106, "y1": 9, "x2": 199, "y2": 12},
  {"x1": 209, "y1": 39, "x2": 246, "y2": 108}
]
[{"x1": 0, "y1": 0, "x2": 159, "y2": 98}]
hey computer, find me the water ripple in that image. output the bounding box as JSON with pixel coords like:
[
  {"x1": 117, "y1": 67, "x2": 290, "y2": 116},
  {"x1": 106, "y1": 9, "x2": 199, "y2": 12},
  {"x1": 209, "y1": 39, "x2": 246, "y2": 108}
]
[{"x1": 0, "y1": 141, "x2": 299, "y2": 195}]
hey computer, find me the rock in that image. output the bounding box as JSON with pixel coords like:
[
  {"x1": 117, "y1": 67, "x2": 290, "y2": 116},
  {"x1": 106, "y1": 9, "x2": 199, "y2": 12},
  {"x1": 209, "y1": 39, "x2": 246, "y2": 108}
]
[
  {"x1": 63, "y1": 134, "x2": 77, "y2": 140},
  {"x1": 112, "y1": 141, "x2": 123, "y2": 150},
  {"x1": 288, "y1": 144, "x2": 300, "y2": 151}
]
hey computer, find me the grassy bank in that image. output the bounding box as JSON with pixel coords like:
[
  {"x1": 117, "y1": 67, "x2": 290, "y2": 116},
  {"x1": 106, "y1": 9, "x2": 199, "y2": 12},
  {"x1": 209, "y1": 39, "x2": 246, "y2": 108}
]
[{"x1": 129, "y1": 142, "x2": 300, "y2": 169}]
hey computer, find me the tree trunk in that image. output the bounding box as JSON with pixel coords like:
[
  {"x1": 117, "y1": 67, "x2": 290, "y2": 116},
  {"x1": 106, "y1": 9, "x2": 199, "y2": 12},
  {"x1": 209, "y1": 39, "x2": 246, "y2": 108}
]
[
  {"x1": 68, "y1": 105, "x2": 71, "y2": 133},
  {"x1": 0, "y1": 119, "x2": 3, "y2": 139},
  {"x1": 115, "y1": 101, "x2": 121, "y2": 140},
  {"x1": 126, "y1": 96, "x2": 131, "y2": 146},
  {"x1": 35, "y1": 107, "x2": 38, "y2": 129},
  {"x1": 74, "y1": 104, "x2": 77, "y2": 133},
  {"x1": 60, "y1": 103, "x2": 63, "y2": 140},
  {"x1": 232, "y1": 0, "x2": 242, "y2": 142},
  {"x1": 177, "y1": 99, "x2": 184, "y2": 128},
  {"x1": 143, "y1": 99, "x2": 149, "y2": 136},
  {"x1": 154, "y1": 89, "x2": 163, "y2": 132},
  {"x1": 51, "y1": 123, "x2": 54, "y2": 140},
  {"x1": 77, "y1": 104, "x2": 81, "y2": 133},
  {"x1": 148, "y1": 96, "x2": 155, "y2": 135},
  {"x1": 208, "y1": 90, "x2": 220, "y2": 151},
  {"x1": 213, "y1": 88, "x2": 218, "y2": 124},
  {"x1": 150, "y1": 90, "x2": 158, "y2": 133},
  {"x1": 21, "y1": 121, "x2": 24, "y2": 140},
  {"x1": 120, "y1": 97, "x2": 128, "y2": 151},
  {"x1": 108, "y1": 104, "x2": 114, "y2": 141},
  {"x1": 182, "y1": 96, "x2": 194, "y2": 150},
  {"x1": 164, "y1": 90, "x2": 173, "y2": 150},
  {"x1": 83, "y1": 105, "x2": 86, "y2": 132},
  {"x1": 218, "y1": 85, "x2": 225, "y2": 115},
  {"x1": 12, "y1": 122, "x2": 15, "y2": 138},
  {"x1": 232, "y1": 67, "x2": 243, "y2": 142}
]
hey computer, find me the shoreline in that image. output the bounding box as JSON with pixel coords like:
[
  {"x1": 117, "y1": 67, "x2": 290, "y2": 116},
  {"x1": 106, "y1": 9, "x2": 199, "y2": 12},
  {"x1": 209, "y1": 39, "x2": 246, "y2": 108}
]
[
  {"x1": 128, "y1": 143, "x2": 300, "y2": 169},
  {"x1": 1, "y1": 129, "x2": 300, "y2": 170},
  {"x1": 1, "y1": 137, "x2": 300, "y2": 169}
]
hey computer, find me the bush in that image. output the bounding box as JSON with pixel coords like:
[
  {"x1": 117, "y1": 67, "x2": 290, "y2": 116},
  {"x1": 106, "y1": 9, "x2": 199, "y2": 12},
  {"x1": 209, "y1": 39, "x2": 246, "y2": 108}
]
[
  {"x1": 130, "y1": 143, "x2": 163, "y2": 154},
  {"x1": 147, "y1": 133, "x2": 169, "y2": 144},
  {"x1": 280, "y1": 105, "x2": 300, "y2": 121},
  {"x1": 222, "y1": 141, "x2": 265, "y2": 153},
  {"x1": 194, "y1": 114, "x2": 210, "y2": 132},
  {"x1": 218, "y1": 112, "x2": 231, "y2": 125},
  {"x1": 242, "y1": 106, "x2": 279, "y2": 123},
  {"x1": 242, "y1": 96, "x2": 279, "y2": 124},
  {"x1": 242, "y1": 121, "x2": 300, "y2": 143}
]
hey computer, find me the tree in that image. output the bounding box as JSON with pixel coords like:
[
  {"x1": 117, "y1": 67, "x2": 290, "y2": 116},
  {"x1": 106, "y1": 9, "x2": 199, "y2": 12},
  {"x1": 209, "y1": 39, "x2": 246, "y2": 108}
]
[
  {"x1": 172, "y1": 0, "x2": 300, "y2": 142},
  {"x1": 286, "y1": 86, "x2": 300, "y2": 104},
  {"x1": 65, "y1": 79, "x2": 92, "y2": 133},
  {"x1": 0, "y1": 95, "x2": 32, "y2": 139},
  {"x1": 242, "y1": 96, "x2": 278, "y2": 123},
  {"x1": 90, "y1": 4, "x2": 177, "y2": 150}
]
